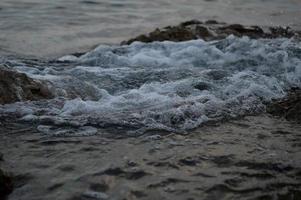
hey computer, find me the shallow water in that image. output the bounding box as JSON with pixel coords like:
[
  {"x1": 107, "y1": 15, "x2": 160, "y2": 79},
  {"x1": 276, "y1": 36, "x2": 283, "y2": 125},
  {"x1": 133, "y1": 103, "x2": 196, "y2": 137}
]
[
  {"x1": 0, "y1": 0, "x2": 300, "y2": 58},
  {"x1": 1, "y1": 36, "x2": 301, "y2": 136}
]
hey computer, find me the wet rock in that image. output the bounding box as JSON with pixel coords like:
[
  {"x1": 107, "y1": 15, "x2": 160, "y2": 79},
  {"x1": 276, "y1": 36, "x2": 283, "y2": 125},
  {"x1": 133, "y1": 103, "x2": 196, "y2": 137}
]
[
  {"x1": 180, "y1": 19, "x2": 203, "y2": 26},
  {"x1": 205, "y1": 20, "x2": 220, "y2": 25},
  {"x1": 218, "y1": 24, "x2": 265, "y2": 38},
  {"x1": 267, "y1": 89, "x2": 301, "y2": 122},
  {"x1": 122, "y1": 20, "x2": 300, "y2": 45},
  {"x1": 269, "y1": 26, "x2": 296, "y2": 38},
  {"x1": 0, "y1": 169, "x2": 13, "y2": 198},
  {"x1": 123, "y1": 26, "x2": 198, "y2": 45},
  {"x1": 0, "y1": 66, "x2": 53, "y2": 104}
]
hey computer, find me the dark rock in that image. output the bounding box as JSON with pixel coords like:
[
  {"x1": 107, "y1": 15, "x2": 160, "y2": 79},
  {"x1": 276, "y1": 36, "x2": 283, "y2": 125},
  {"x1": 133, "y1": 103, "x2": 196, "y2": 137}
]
[
  {"x1": 218, "y1": 24, "x2": 265, "y2": 38},
  {"x1": 269, "y1": 26, "x2": 295, "y2": 38},
  {"x1": 180, "y1": 19, "x2": 203, "y2": 26},
  {"x1": 0, "y1": 66, "x2": 53, "y2": 104},
  {"x1": 195, "y1": 26, "x2": 213, "y2": 39},
  {"x1": 267, "y1": 89, "x2": 301, "y2": 122},
  {"x1": 123, "y1": 26, "x2": 198, "y2": 45},
  {"x1": 0, "y1": 169, "x2": 13, "y2": 198},
  {"x1": 122, "y1": 20, "x2": 300, "y2": 45},
  {"x1": 205, "y1": 20, "x2": 221, "y2": 24},
  {"x1": 71, "y1": 52, "x2": 86, "y2": 57}
]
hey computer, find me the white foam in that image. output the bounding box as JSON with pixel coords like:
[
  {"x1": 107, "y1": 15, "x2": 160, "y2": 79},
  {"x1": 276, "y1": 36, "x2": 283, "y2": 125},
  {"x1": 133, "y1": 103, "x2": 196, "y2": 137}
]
[
  {"x1": 58, "y1": 55, "x2": 78, "y2": 62},
  {"x1": 1, "y1": 36, "x2": 301, "y2": 135}
]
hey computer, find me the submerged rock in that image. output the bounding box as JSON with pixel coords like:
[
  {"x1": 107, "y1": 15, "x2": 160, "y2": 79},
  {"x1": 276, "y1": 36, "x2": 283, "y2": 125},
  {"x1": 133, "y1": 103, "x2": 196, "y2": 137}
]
[
  {"x1": 122, "y1": 20, "x2": 300, "y2": 45},
  {"x1": 0, "y1": 169, "x2": 13, "y2": 198},
  {"x1": 0, "y1": 66, "x2": 53, "y2": 104},
  {"x1": 267, "y1": 88, "x2": 301, "y2": 122}
]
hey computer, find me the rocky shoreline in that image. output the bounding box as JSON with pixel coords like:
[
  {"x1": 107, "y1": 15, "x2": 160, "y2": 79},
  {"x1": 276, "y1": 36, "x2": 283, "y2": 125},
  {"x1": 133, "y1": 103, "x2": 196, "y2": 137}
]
[{"x1": 122, "y1": 20, "x2": 301, "y2": 45}]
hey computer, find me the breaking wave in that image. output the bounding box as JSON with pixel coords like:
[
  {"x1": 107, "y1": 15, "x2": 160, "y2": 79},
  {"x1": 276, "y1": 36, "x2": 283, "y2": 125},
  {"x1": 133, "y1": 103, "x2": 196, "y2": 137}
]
[{"x1": 1, "y1": 36, "x2": 301, "y2": 135}]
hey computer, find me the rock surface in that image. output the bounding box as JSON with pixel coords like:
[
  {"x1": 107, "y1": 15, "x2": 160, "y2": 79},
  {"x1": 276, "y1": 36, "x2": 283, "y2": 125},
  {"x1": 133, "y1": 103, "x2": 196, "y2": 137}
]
[
  {"x1": 0, "y1": 65, "x2": 53, "y2": 104},
  {"x1": 0, "y1": 169, "x2": 13, "y2": 198},
  {"x1": 267, "y1": 88, "x2": 301, "y2": 123},
  {"x1": 122, "y1": 20, "x2": 300, "y2": 45}
]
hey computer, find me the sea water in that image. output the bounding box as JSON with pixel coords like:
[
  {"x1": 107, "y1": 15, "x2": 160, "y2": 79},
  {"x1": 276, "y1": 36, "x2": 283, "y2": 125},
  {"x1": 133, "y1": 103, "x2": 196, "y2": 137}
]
[{"x1": 0, "y1": 0, "x2": 300, "y2": 58}]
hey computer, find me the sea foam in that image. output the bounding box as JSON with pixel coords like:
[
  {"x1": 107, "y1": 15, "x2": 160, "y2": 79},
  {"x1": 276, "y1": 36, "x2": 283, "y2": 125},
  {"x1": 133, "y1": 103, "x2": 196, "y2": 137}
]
[{"x1": 1, "y1": 36, "x2": 301, "y2": 135}]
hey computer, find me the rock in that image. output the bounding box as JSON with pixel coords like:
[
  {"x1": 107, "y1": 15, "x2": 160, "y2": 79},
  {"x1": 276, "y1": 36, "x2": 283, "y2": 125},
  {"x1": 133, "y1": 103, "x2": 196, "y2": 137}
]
[
  {"x1": 122, "y1": 20, "x2": 301, "y2": 45},
  {"x1": 269, "y1": 26, "x2": 296, "y2": 38},
  {"x1": 0, "y1": 66, "x2": 53, "y2": 104},
  {"x1": 267, "y1": 88, "x2": 301, "y2": 122},
  {"x1": 123, "y1": 26, "x2": 198, "y2": 45},
  {"x1": 0, "y1": 169, "x2": 13, "y2": 198},
  {"x1": 218, "y1": 24, "x2": 265, "y2": 38}
]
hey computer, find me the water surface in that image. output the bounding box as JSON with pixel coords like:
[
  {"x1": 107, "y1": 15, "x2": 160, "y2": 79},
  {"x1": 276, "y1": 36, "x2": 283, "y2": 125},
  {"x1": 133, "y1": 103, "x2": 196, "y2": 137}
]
[{"x1": 0, "y1": 0, "x2": 300, "y2": 58}]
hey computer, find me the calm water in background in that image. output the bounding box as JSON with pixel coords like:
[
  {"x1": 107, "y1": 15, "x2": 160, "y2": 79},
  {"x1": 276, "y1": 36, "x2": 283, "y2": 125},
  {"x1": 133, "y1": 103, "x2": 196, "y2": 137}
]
[{"x1": 0, "y1": 0, "x2": 300, "y2": 58}]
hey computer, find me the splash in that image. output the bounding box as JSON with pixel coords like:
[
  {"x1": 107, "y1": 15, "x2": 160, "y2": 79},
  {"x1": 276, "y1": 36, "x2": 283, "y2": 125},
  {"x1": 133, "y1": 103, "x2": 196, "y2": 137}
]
[{"x1": 1, "y1": 36, "x2": 301, "y2": 135}]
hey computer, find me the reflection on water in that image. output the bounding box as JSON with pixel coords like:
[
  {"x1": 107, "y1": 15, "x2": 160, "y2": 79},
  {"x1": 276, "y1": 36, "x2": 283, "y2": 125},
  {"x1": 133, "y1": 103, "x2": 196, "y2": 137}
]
[{"x1": 0, "y1": 0, "x2": 300, "y2": 58}]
